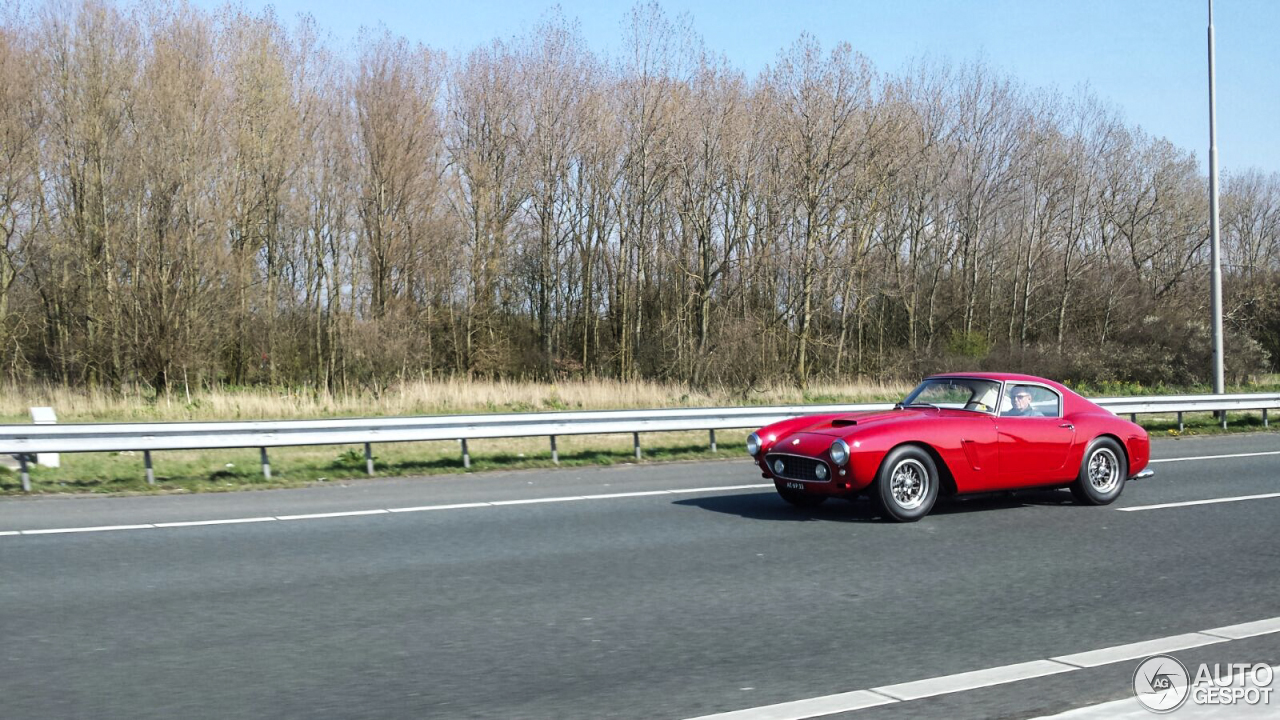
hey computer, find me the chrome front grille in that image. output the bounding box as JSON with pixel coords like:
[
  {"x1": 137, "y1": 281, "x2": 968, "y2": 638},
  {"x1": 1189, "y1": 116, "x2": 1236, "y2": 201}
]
[{"x1": 765, "y1": 453, "x2": 830, "y2": 483}]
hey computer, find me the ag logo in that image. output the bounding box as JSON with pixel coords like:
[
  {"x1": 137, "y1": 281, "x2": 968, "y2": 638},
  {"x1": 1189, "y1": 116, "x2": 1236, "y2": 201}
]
[{"x1": 1133, "y1": 654, "x2": 1190, "y2": 713}]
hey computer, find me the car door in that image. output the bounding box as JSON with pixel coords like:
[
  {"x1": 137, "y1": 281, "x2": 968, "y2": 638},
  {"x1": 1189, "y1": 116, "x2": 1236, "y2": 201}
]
[
  {"x1": 996, "y1": 384, "x2": 1076, "y2": 488},
  {"x1": 948, "y1": 412, "x2": 1001, "y2": 493}
]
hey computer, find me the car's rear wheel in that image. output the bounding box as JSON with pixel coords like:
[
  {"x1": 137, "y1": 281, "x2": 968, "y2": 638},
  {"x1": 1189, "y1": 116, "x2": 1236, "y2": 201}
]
[
  {"x1": 873, "y1": 446, "x2": 939, "y2": 522},
  {"x1": 775, "y1": 483, "x2": 827, "y2": 507},
  {"x1": 1070, "y1": 437, "x2": 1126, "y2": 505}
]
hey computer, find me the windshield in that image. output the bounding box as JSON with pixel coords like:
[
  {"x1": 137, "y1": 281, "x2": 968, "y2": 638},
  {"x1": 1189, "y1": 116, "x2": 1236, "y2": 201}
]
[{"x1": 901, "y1": 377, "x2": 1001, "y2": 414}]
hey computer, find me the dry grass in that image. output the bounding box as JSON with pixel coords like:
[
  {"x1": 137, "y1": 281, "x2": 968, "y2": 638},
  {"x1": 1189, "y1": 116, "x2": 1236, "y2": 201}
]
[{"x1": 0, "y1": 378, "x2": 914, "y2": 424}]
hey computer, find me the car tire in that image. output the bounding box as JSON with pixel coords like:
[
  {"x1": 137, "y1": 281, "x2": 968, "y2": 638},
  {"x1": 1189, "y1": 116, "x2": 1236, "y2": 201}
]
[
  {"x1": 1071, "y1": 437, "x2": 1126, "y2": 505},
  {"x1": 775, "y1": 483, "x2": 827, "y2": 507},
  {"x1": 872, "y1": 445, "x2": 939, "y2": 522}
]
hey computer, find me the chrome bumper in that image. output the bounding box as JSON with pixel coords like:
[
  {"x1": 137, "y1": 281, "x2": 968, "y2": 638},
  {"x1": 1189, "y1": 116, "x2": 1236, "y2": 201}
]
[{"x1": 1130, "y1": 469, "x2": 1155, "y2": 480}]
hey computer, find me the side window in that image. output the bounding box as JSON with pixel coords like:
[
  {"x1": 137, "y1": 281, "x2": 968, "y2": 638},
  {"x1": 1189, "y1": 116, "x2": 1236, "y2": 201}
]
[{"x1": 1000, "y1": 385, "x2": 1061, "y2": 418}]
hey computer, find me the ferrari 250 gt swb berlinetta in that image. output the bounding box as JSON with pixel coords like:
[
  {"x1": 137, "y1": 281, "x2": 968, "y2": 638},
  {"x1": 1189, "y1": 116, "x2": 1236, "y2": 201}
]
[{"x1": 747, "y1": 373, "x2": 1154, "y2": 522}]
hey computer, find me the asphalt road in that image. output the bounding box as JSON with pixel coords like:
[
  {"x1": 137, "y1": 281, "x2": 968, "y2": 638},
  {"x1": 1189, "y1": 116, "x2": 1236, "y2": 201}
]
[{"x1": 1, "y1": 432, "x2": 1278, "y2": 719}]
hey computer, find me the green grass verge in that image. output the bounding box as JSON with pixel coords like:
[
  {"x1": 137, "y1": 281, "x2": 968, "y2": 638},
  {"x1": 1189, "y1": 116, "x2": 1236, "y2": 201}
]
[
  {"x1": 1136, "y1": 410, "x2": 1277, "y2": 438},
  {"x1": 0, "y1": 430, "x2": 755, "y2": 495}
]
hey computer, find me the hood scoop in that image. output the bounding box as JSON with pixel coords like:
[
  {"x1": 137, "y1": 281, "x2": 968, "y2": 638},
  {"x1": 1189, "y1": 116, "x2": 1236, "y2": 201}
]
[{"x1": 799, "y1": 410, "x2": 906, "y2": 436}]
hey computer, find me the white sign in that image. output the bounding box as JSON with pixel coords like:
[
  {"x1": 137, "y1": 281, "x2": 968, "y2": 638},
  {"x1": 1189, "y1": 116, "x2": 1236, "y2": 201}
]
[{"x1": 30, "y1": 406, "x2": 59, "y2": 468}]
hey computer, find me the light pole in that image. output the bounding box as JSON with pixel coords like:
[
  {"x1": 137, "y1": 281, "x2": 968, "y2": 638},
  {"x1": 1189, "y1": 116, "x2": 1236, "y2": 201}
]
[{"x1": 1207, "y1": 0, "x2": 1225, "y2": 394}]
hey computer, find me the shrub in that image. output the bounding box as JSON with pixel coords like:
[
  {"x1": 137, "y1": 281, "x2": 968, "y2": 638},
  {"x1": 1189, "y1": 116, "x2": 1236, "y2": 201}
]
[{"x1": 947, "y1": 331, "x2": 990, "y2": 359}]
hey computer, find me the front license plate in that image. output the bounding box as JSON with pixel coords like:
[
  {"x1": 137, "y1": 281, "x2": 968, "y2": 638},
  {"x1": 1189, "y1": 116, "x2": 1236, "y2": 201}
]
[{"x1": 786, "y1": 482, "x2": 806, "y2": 490}]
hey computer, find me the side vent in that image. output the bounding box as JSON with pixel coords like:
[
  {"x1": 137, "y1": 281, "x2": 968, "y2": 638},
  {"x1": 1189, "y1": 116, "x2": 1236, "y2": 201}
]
[{"x1": 961, "y1": 439, "x2": 982, "y2": 471}]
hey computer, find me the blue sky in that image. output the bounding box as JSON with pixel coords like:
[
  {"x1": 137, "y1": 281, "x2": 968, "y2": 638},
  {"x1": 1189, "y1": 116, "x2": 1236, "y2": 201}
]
[{"x1": 199, "y1": 0, "x2": 1278, "y2": 174}]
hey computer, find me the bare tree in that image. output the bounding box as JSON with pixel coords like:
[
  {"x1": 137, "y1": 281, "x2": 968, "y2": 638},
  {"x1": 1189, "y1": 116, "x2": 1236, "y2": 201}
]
[
  {"x1": 0, "y1": 20, "x2": 43, "y2": 372},
  {"x1": 447, "y1": 39, "x2": 528, "y2": 376},
  {"x1": 0, "y1": 0, "x2": 1274, "y2": 392}
]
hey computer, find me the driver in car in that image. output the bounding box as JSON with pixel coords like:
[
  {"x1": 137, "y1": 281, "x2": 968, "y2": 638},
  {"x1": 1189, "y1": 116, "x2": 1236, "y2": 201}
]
[{"x1": 1004, "y1": 386, "x2": 1042, "y2": 417}]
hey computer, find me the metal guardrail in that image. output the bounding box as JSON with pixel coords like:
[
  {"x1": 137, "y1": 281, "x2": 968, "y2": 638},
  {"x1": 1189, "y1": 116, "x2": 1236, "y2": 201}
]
[{"x1": 1, "y1": 394, "x2": 1276, "y2": 492}]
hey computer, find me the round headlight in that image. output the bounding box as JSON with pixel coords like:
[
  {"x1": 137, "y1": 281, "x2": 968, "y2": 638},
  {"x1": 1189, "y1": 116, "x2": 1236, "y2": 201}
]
[
  {"x1": 746, "y1": 432, "x2": 761, "y2": 456},
  {"x1": 814, "y1": 463, "x2": 828, "y2": 480},
  {"x1": 829, "y1": 439, "x2": 850, "y2": 466}
]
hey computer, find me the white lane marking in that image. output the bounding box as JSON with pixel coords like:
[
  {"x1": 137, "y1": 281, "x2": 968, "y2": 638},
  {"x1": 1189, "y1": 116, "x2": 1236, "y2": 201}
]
[
  {"x1": 1151, "y1": 450, "x2": 1280, "y2": 464},
  {"x1": 1203, "y1": 617, "x2": 1280, "y2": 640},
  {"x1": 276, "y1": 510, "x2": 388, "y2": 521},
  {"x1": 872, "y1": 659, "x2": 1074, "y2": 701},
  {"x1": 683, "y1": 690, "x2": 895, "y2": 720},
  {"x1": 0, "y1": 483, "x2": 770, "y2": 536},
  {"x1": 490, "y1": 496, "x2": 587, "y2": 506},
  {"x1": 154, "y1": 517, "x2": 277, "y2": 528},
  {"x1": 668, "y1": 484, "x2": 772, "y2": 494},
  {"x1": 22, "y1": 524, "x2": 155, "y2": 535},
  {"x1": 1118, "y1": 492, "x2": 1280, "y2": 512},
  {"x1": 684, "y1": 617, "x2": 1280, "y2": 719},
  {"x1": 1050, "y1": 632, "x2": 1222, "y2": 668},
  {"x1": 387, "y1": 503, "x2": 491, "y2": 513},
  {"x1": 585, "y1": 490, "x2": 678, "y2": 499}
]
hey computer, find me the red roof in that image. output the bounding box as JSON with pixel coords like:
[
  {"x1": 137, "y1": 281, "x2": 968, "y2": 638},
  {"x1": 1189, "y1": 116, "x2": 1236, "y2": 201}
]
[{"x1": 927, "y1": 371, "x2": 1059, "y2": 384}]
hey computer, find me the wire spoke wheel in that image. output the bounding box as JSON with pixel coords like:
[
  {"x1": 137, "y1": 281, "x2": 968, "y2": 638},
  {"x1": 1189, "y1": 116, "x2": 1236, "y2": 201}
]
[
  {"x1": 874, "y1": 446, "x2": 939, "y2": 522},
  {"x1": 1088, "y1": 447, "x2": 1120, "y2": 494},
  {"x1": 1071, "y1": 438, "x2": 1127, "y2": 506},
  {"x1": 890, "y1": 458, "x2": 930, "y2": 510}
]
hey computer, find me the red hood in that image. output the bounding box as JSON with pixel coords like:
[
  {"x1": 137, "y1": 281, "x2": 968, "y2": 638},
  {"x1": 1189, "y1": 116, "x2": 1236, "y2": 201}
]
[
  {"x1": 789, "y1": 406, "x2": 984, "y2": 437},
  {"x1": 789, "y1": 408, "x2": 915, "y2": 436},
  {"x1": 761, "y1": 411, "x2": 910, "y2": 458},
  {"x1": 759, "y1": 407, "x2": 979, "y2": 457}
]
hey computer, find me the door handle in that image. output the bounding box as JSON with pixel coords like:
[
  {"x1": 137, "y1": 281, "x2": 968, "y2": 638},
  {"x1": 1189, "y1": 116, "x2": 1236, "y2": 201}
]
[{"x1": 1059, "y1": 423, "x2": 1074, "y2": 429}]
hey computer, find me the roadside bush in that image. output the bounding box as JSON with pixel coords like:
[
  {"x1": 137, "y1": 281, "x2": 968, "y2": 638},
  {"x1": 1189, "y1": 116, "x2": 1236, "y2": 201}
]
[
  {"x1": 975, "y1": 313, "x2": 1270, "y2": 386},
  {"x1": 946, "y1": 331, "x2": 989, "y2": 358}
]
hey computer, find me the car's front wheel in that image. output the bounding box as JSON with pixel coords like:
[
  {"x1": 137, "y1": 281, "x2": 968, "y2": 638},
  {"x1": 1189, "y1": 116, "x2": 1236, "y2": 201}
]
[
  {"x1": 775, "y1": 483, "x2": 827, "y2": 507},
  {"x1": 873, "y1": 445, "x2": 939, "y2": 522},
  {"x1": 1070, "y1": 437, "x2": 1126, "y2": 505}
]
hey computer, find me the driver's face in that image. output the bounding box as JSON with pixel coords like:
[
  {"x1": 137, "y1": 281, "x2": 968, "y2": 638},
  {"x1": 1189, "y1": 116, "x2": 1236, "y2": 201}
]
[{"x1": 1014, "y1": 392, "x2": 1031, "y2": 408}]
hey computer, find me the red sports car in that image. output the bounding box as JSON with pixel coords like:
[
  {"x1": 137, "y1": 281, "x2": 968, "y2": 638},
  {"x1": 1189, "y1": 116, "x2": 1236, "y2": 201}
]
[{"x1": 747, "y1": 373, "x2": 1153, "y2": 522}]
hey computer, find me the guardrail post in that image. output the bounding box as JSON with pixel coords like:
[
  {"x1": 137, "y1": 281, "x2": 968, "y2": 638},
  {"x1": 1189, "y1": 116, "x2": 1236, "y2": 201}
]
[
  {"x1": 19, "y1": 453, "x2": 30, "y2": 492},
  {"x1": 364, "y1": 443, "x2": 374, "y2": 475},
  {"x1": 709, "y1": 429, "x2": 717, "y2": 452},
  {"x1": 633, "y1": 432, "x2": 641, "y2": 460},
  {"x1": 260, "y1": 447, "x2": 271, "y2": 480},
  {"x1": 144, "y1": 450, "x2": 155, "y2": 486},
  {"x1": 1264, "y1": 409, "x2": 1269, "y2": 427},
  {"x1": 1221, "y1": 411, "x2": 1228, "y2": 430},
  {"x1": 1130, "y1": 413, "x2": 1137, "y2": 423},
  {"x1": 550, "y1": 435, "x2": 558, "y2": 464},
  {"x1": 1177, "y1": 412, "x2": 1184, "y2": 432},
  {"x1": 461, "y1": 439, "x2": 470, "y2": 469}
]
